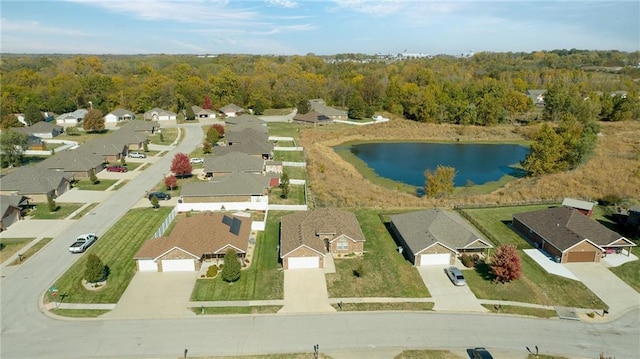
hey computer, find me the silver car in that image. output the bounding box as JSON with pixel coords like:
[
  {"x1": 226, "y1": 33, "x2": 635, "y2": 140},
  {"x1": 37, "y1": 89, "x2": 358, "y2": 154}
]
[{"x1": 444, "y1": 266, "x2": 467, "y2": 286}]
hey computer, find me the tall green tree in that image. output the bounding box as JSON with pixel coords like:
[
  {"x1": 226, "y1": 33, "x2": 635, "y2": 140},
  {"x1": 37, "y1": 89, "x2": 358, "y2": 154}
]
[
  {"x1": 347, "y1": 93, "x2": 366, "y2": 119},
  {"x1": 84, "y1": 254, "x2": 105, "y2": 283},
  {"x1": 0, "y1": 129, "x2": 28, "y2": 167},
  {"x1": 296, "y1": 99, "x2": 311, "y2": 114},
  {"x1": 1, "y1": 114, "x2": 24, "y2": 129},
  {"x1": 521, "y1": 124, "x2": 567, "y2": 176},
  {"x1": 424, "y1": 165, "x2": 456, "y2": 198},
  {"x1": 221, "y1": 248, "x2": 241, "y2": 282},
  {"x1": 24, "y1": 103, "x2": 43, "y2": 125}
]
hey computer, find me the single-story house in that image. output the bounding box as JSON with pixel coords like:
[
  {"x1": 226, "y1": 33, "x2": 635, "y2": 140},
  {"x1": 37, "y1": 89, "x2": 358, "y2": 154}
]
[
  {"x1": 219, "y1": 103, "x2": 244, "y2": 118},
  {"x1": 203, "y1": 152, "x2": 264, "y2": 177},
  {"x1": 180, "y1": 172, "x2": 269, "y2": 203},
  {"x1": 389, "y1": 209, "x2": 493, "y2": 266},
  {"x1": 225, "y1": 127, "x2": 269, "y2": 146},
  {"x1": 224, "y1": 114, "x2": 265, "y2": 128},
  {"x1": 191, "y1": 105, "x2": 217, "y2": 119},
  {"x1": 293, "y1": 110, "x2": 332, "y2": 125},
  {"x1": 308, "y1": 99, "x2": 347, "y2": 120},
  {"x1": 526, "y1": 89, "x2": 546, "y2": 107},
  {"x1": 37, "y1": 149, "x2": 106, "y2": 178},
  {"x1": 216, "y1": 139, "x2": 274, "y2": 160},
  {"x1": 143, "y1": 108, "x2": 177, "y2": 121},
  {"x1": 134, "y1": 212, "x2": 252, "y2": 272},
  {"x1": 118, "y1": 119, "x2": 159, "y2": 135},
  {"x1": 280, "y1": 208, "x2": 365, "y2": 269},
  {"x1": 105, "y1": 108, "x2": 136, "y2": 124},
  {"x1": 56, "y1": 109, "x2": 88, "y2": 126},
  {"x1": 513, "y1": 206, "x2": 636, "y2": 263},
  {"x1": 15, "y1": 121, "x2": 64, "y2": 139},
  {"x1": 82, "y1": 136, "x2": 127, "y2": 163},
  {"x1": 0, "y1": 194, "x2": 30, "y2": 231},
  {"x1": 0, "y1": 167, "x2": 72, "y2": 202},
  {"x1": 562, "y1": 198, "x2": 595, "y2": 217}
]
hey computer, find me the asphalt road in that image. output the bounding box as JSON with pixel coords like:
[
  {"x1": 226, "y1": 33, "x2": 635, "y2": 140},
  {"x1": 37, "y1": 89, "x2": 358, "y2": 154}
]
[{"x1": 2, "y1": 123, "x2": 640, "y2": 359}]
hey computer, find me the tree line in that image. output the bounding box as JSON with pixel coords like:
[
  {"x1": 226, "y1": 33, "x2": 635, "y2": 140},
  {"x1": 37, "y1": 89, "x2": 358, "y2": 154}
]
[{"x1": 1, "y1": 51, "x2": 639, "y2": 128}]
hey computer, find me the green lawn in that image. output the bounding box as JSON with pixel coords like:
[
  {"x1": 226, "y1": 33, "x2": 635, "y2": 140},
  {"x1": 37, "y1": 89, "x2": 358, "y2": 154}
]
[
  {"x1": 610, "y1": 246, "x2": 640, "y2": 292},
  {"x1": 46, "y1": 207, "x2": 172, "y2": 304},
  {"x1": 267, "y1": 122, "x2": 303, "y2": 141},
  {"x1": 149, "y1": 127, "x2": 179, "y2": 145},
  {"x1": 269, "y1": 185, "x2": 306, "y2": 205},
  {"x1": 395, "y1": 350, "x2": 464, "y2": 359},
  {"x1": 282, "y1": 167, "x2": 307, "y2": 180},
  {"x1": 193, "y1": 306, "x2": 282, "y2": 315},
  {"x1": 263, "y1": 108, "x2": 294, "y2": 116},
  {"x1": 30, "y1": 203, "x2": 84, "y2": 220},
  {"x1": 0, "y1": 238, "x2": 35, "y2": 264},
  {"x1": 73, "y1": 179, "x2": 118, "y2": 191},
  {"x1": 333, "y1": 302, "x2": 433, "y2": 312},
  {"x1": 461, "y1": 206, "x2": 607, "y2": 309},
  {"x1": 8, "y1": 237, "x2": 53, "y2": 266},
  {"x1": 190, "y1": 211, "x2": 285, "y2": 301},
  {"x1": 326, "y1": 209, "x2": 429, "y2": 298},
  {"x1": 481, "y1": 304, "x2": 558, "y2": 318},
  {"x1": 273, "y1": 150, "x2": 305, "y2": 162},
  {"x1": 50, "y1": 309, "x2": 110, "y2": 317}
]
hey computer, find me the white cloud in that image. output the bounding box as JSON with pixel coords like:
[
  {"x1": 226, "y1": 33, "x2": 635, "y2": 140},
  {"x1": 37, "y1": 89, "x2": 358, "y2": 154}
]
[
  {"x1": 267, "y1": 0, "x2": 298, "y2": 8},
  {"x1": 0, "y1": 18, "x2": 94, "y2": 37}
]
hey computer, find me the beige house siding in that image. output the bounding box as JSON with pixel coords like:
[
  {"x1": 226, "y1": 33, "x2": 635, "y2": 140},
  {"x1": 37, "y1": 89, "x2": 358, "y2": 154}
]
[
  {"x1": 562, "y1": 241, "x2": 602, "y2": 263},
  {"x1": 415, "y1": 244, "x2": 456, "y2": 266},
  {"x1": 328, "y1": 235, "x2": 364, "y2": 254}
]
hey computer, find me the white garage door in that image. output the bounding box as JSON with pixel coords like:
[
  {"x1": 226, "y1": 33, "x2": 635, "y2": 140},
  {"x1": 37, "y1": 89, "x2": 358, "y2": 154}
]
[
  {"x1": 420, "y1": 253, "x2": 451, "y2": 266},
  {"x1": 287, "y1": 256, "x2": 320, "y2": 269},
  {"x1": 138, "y1": 260, "x2": 158, "y2": 272},
  {"x1": 162, "y1": 259, "x2": 195, "y2": 272}
]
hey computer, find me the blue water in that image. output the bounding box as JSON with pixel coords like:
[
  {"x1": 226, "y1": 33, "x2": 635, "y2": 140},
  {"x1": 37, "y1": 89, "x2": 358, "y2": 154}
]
[{"x1": 344, "y1": 142, "x2": 529, "y2": 187}]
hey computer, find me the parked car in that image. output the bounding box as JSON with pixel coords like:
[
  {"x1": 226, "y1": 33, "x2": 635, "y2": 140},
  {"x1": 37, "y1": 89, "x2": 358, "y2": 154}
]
[
  {"x1": 472, "y1": 347, "x2": 494, "y2": 359},
  {"x1": 128, "y1": 151, "x2": 146, "y2": 158},
  {"x1": 148, "y1": 192, "x2": 171, "y2": 201},
  {"x1": 444, "y1": 266, "x2": 466, "y2": 286},
  {"x1": 69, "y1": 233, "x2": 98, "y2": 253},
  {"x1": 190, "y1": 157, "x2": 204, "y2": 164},
  {"x1": 106, "y1": 165, "x2": 128, "y2": 172}
]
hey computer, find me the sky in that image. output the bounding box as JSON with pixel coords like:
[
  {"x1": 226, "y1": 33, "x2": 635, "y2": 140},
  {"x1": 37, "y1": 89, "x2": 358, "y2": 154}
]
[{"x1": 1, "y1": 0, "x2": 638, "y2": 55}]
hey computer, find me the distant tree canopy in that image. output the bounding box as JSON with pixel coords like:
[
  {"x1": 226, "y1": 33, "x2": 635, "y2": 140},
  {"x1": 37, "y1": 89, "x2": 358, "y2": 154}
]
[
  {"x1": 1, "y1": 51, "x2": 638, "y2": 125},
  {"x1": 0, "y1": 129, "x2": 29, "y2": 167}
]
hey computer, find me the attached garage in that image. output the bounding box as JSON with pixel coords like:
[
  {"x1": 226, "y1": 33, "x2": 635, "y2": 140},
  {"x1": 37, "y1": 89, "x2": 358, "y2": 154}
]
[
  {"x1": 566, "y1": 251, "x2": 597, "y2": 263},
  {"x1": 161, "y1": 259, "x2": 196, "y2": 272},
  {"x1": 419, "y1": 253, "x2": 452, "y2": 266},
  {"x1": 287, "y1": 256, "x2": 320, "y2": 269},
  {"x1": 138, "y1": 260, "x2": 158, "y2": 272}
]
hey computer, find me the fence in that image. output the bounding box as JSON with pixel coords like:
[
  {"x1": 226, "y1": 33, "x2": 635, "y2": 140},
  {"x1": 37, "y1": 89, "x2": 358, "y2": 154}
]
[
  {"x1": 152, "y1": 206, "x2": 178, "y2": 238},
  {"x1": 283, "y1": 161, "x2": 306, "y2": 167}
]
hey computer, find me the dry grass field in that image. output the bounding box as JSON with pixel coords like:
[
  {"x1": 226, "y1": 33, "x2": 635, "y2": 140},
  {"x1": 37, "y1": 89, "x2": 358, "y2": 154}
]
[{"x1": 300, "y1": 116, "x2": 640, "y2": 208}]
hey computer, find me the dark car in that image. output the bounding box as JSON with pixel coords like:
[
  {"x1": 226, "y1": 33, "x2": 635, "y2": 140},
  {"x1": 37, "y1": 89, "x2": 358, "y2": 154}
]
[
  {"x1": 148, "y1": 192, "x2": 171, "y2": 201},
  {"x1": 106, "y1": 165, "x2": 128, "y2": 172},
  {"x1": 472, "y1": 348, "x2": 494, "y2": 359}
]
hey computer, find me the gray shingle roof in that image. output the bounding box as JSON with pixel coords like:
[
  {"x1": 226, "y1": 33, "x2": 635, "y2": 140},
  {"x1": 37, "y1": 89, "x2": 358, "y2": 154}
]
[
  {"x1": 38, "y1": 149, "x2": 104, "y2": 172},
  {"x1": 0, "y1": 167, "x2": 70, "y2": 194},
  {"x1": 225, "y1": 127, "x2": 269, "y2": 144},
  {"x1": 204, "y1": 151, "x2": 264, "y2": 173},
  {"x1": 215, "y1": 140, "x2": 273, "y2": 157},
  {"x1": 219, "y1": 103, "x2": 244, "y2": 113},
  {"x1": 280, "y1": 208, "x2": 365, "y2": 257},
  {"x1": 18, "y1": 121, "x2": 63, "y2": 135},
  {"x1": 109, "y1": 108, "x2": 135, "y2": 117},
  {"x1": 513, "y1": 207, "x2": 631, "y2": 251},
  {"x1": 390, "y1": 209, "x2": 491, "y2": 255},
  {"x1": 293, "y1": 110, "x2": 331, "y2": 123},
  {"x1": 181, "y1": 173, "x2": 269, "y2": 197}
]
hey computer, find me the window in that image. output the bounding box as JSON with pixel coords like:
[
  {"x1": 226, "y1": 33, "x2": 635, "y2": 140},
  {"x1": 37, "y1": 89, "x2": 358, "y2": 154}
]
[{"x1": 337, "y1": 239, "x2": 349, "y2": 251}]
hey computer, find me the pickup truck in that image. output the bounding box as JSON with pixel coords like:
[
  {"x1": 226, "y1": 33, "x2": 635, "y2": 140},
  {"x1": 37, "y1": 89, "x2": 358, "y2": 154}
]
[
  {"x1": 106, "y1": 165, "x2": 128, "y2": 172},
  {"x1": 69, "y1": 233, "x2": 98, "y2": 253}
]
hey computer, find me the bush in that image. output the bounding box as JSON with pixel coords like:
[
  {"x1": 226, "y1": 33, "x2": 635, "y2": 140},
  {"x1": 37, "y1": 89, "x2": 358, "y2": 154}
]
[
  {"x1": 84, "y1": 254, "x2": 105, "y2": 283},
  {"x1": 206, "y1": 265, "x2": 219, "y2": 278},
  {"x1": 461, "y1": 254, "x2": 475, "y2": 268},
  {"x1": 221, "y1": 248, "x2": 241, "y2": 282}
]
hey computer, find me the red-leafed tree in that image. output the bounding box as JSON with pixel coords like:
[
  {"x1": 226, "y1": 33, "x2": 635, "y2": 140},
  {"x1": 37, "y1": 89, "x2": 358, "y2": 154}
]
[
  {"x1": 170, "y1": 152, "x2": 192, "y2": 178},
  {"x1": 165, "y1": 174, "x2": 178, "y2": 190},
  {"x1": 202, "y1": 95, "x2": 213, "y2": 110},
  {"x1": 211, "y1": 124, "x2": 224, "y2": 137},
  {"x1": 490, "y1": 244, "x2": 522, "y2": 283}
]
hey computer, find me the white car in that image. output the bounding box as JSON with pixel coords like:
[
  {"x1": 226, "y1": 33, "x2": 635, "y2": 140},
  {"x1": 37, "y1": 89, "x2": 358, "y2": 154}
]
[
  {"x1": 69, "y1": 233, "x2": 98, "y2": 253},
  {"x1": 190, "y1": 157, "x2": 204, "y2": 164},
  {"x1": 128, "y1": 152, "x2": 146, "y2": 158},
  {"x1": 444, "y1": 266, "x2": 467, "y2": 286}
]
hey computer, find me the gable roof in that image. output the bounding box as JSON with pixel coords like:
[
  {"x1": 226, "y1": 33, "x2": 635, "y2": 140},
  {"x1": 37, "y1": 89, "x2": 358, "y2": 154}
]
[
  {"x1": 108, "y1": 108, "x2": 135, "y2": 117},
  {"x1": 513, "y1": 207, "x2": 633, "y2": 251},
  {"x1": 38, "y1": 148, "x2": 104, "y2": 172},
  {"x1": 294, "y1": 110, "x2": 331, "y2": 124},
  {"x1": 215, "y1": 139, "x2": 273, "y2": 157},
  {"x1": 0, "y1": 167, "x2": 70, "y2": 194},
  {"x1": 204, "y1": 152, "x2": 264, "y2": 173},
  {"x1": 390, "y1": 209, "x2": 492, "y2": 255},
  {"x1": 191, "y1": 105, "x2": 216, "y2": 116},
  {"x1": 56, "y1": 109, "x2": 88, "y2": 121},
  {"x1": 0, "y1": 194, "x2": 28, "y2": 217},
  {"x1": 219, "y1": 103, "x2": 244, "y2": 113},
  {"x1": 224, "y1": 114, "x2": 264, "y2": 126},
  {"x1": 225, "y1": 127, "x2": 269, "y2": 144},
  {"x1": 134, "y1": 212, "x2": 251, "y2": 259},
  {"x1": 18, "y1": 121, "x2": 63, "y2": 135},
  {"x1": 181, "y1": 173, "x2": 269, "y2": 197},
  {"x1": 118, "y1": 120, "x2": 159, "y2": 133},
  {"x1": 280, "y1": 208, "x2": 365, "y2": 257}
]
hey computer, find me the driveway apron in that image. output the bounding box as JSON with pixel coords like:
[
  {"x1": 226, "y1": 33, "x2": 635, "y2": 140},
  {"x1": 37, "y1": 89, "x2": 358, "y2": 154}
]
[
  {"x1": 418, "y1": 266, "x2": 488, "y2": 312},
  {"x1": 565, "y1": 263, "x2": 640, "y2": 315},
  {"x1": 102, "y1": 272, "x2": 197, "y2": 319},
  {"x1": 279, "y1": 269, "x2": 335, "y2": 314}
]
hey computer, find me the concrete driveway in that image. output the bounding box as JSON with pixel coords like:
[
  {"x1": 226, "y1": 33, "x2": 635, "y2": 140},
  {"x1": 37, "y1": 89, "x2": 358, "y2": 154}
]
[
  {"x1": 417, "y1": 266, "x2": 488, "y2": 312},
  {"x1": 101, "y1": 272, "x2": 197, "y2": 319},
  {"x1": 279, "y1": 269, "x2": 335, "y2": 314},
  {"x1": 565, "y1": 263, "x2": 640, "y2": 315}
]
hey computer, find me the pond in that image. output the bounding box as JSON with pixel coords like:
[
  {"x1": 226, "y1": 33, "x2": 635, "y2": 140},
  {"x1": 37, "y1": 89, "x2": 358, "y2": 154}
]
[{"x1": 343, "y1": 142, "x2": 529, "y2": 187}]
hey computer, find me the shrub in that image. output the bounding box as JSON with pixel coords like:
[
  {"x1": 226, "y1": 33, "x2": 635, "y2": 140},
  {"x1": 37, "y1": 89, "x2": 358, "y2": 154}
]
[
  {"x1": 84, "y1": 254, "x2": 105, "y2": 283},
  {"x1": 221, "y1": 248, "x2": 241, "y2": 282},
  {"x1": 206, "y1": 265, "x2": 218, "y2": 278},
  {"x1": 461, "y1": 254, "x2": 475, "y2": 268}
]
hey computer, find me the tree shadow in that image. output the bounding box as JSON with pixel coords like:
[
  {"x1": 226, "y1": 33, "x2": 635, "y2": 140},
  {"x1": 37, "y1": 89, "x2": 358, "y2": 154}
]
[{"x1": 474, "y1": 261, "x2": 495, "y2": 282}]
